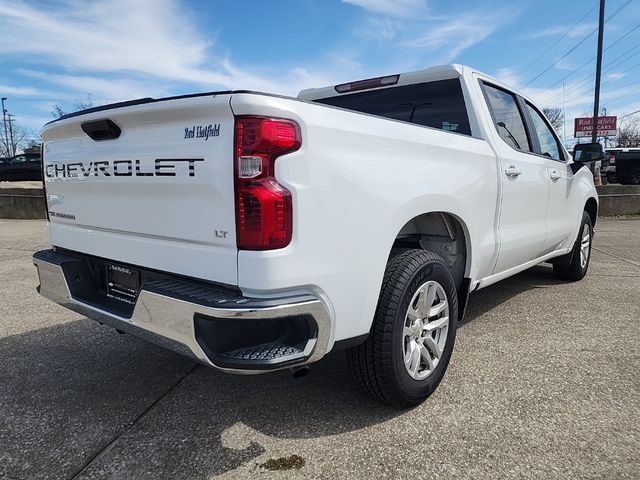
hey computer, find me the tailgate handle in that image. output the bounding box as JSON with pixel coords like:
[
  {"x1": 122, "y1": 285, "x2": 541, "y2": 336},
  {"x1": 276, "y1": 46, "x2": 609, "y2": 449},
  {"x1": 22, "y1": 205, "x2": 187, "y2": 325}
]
[{"x1": 81, "y1": 119, "x2": 121, "y2": 141}]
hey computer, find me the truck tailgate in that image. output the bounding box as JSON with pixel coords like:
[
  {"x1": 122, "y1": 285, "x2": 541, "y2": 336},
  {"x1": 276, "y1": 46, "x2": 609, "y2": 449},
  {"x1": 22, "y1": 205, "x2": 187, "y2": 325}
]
[{"x1": 41, "y1": 95, "x2": 238, "y2": 285}]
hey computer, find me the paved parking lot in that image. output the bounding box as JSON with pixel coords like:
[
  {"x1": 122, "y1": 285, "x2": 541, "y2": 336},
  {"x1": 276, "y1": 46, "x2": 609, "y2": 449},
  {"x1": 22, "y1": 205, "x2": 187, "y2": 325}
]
[{"x1": 1, "y1": 218, "x2": 639, "y2": 479}]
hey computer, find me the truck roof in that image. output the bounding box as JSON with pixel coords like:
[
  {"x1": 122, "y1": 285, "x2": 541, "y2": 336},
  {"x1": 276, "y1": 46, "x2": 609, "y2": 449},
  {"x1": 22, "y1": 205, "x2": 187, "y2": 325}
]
[{"x1": 297, "y1": 64, "x2": 519, "y2": 102}]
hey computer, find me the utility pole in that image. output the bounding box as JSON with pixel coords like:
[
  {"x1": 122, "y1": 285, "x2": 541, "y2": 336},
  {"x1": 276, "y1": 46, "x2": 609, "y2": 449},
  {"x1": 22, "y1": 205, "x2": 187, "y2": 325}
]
[
  {"x1": 1, "y1": 97, "x2": 9, "y2": 157},
  {"x1": 592, "y1": 0, "x2": 606, "y2": 143},
  {"x1": 562, "y1": 82, "x2": 567, "y2": 146},
  {"x1": 7, "y1": 114, "x2": 16, "y2": 157},
  {"x1": 591, "y1": 0, "x2": 606, "y2": 186},
  {"x1": 603, "y1": 108, "x2": 608, "y2": 148}
]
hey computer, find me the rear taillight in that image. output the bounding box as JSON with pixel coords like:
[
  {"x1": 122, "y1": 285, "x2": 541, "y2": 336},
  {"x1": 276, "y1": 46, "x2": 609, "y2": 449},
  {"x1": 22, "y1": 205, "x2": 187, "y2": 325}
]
[
  {"x1": 234, "y1": 116, "x2": 301, "y2": 250},
  {"x1": 41, "y1": 143, "x2": 49, "y2": 221}
]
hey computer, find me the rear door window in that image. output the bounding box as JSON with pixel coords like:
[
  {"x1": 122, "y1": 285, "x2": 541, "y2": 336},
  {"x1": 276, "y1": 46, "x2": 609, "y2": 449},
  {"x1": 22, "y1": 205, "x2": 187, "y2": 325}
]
[
  {"x1": 525, "y1": 103, "x2": 564, "y2": 161},
  {"x1": 315, "y1": 78, "x2": 471, "y2": 135},
  {"x1": 482, "y1": 83, "x2": 531, "y2": 152}
]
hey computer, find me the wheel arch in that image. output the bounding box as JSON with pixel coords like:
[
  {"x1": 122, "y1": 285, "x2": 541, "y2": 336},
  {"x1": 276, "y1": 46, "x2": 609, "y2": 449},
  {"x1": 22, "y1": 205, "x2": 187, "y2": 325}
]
[
  {"x1": 390, "y1": 211, "x2": 472, "y2": 321},
  {"x1": 585, "y1": 197, "x2": 598, "y2": 228}
]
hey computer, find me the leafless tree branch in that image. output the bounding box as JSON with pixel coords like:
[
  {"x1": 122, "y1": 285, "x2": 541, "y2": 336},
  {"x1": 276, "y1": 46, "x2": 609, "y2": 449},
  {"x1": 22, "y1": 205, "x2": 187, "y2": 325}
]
[
  {"x1": 542, "y1": 107, "x2": 564, "y2": 133},
  {"x1": 615, "y1": 115, "x2": 640, "y2": 147}
]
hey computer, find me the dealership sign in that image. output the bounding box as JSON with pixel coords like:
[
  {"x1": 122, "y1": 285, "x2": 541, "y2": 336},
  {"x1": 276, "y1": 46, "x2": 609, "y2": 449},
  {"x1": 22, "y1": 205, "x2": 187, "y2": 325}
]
[{"x1": 574, "y1": 116, "x2": 617, "y2": 138}]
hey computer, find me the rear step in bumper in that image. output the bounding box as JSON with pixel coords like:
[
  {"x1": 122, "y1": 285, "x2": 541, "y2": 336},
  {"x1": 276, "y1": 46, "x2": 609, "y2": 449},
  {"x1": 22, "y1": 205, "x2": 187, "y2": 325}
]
[{"x1": 33, "y1": 249, "x2": 332, "y2": 373}]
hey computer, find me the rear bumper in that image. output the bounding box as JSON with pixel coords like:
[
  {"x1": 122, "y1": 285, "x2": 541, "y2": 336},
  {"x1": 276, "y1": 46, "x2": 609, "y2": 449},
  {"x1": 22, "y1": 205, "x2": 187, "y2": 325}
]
[{"x1": 33, "y1": 249, "x2": 332, "y2": 373}]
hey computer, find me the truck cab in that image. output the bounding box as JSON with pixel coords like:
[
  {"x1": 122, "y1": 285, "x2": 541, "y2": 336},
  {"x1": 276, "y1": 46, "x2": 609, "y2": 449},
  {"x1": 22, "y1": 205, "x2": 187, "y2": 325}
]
[{"x1": 605, "y1": 147, "x2": 640, "y2": 184}]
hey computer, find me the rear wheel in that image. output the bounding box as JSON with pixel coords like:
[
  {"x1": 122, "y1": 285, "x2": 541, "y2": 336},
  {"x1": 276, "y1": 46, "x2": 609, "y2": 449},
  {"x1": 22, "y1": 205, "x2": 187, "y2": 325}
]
[
  {"x1": 626, "y1": 166, "x2": 640, "y2": 185},
  {"x1": 347, "y1": 249, "x2": 458, "y2": 407},
  {"x1": 553, "y1": 211, "x2": 593, "y2": 281}
]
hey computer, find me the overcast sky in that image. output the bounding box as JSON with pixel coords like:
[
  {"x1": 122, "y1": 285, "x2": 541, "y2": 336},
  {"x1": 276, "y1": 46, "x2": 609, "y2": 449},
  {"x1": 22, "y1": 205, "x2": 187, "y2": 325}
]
[{"x1": 1, "y1": 0, "x2": 639, "y2": 144}]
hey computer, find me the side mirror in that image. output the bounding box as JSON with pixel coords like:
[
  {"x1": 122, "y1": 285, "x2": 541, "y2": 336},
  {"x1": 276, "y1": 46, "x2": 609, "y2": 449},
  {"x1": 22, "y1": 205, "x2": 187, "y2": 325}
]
[{"x1": 572, "y1": 143, "x2": 604, "y2": 163}]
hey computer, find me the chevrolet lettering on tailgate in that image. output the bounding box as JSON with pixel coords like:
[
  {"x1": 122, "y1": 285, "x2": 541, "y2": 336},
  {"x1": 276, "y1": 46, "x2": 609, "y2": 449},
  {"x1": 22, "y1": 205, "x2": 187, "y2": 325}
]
[{"x1": 45, "y1": 159, "x2": 204, "y2": 178}]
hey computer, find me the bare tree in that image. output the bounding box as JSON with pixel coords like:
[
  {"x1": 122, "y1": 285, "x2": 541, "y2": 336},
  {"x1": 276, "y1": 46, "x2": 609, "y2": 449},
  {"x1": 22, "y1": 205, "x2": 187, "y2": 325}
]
[
  {"x1": 51, "y1": 94, "x2": 97, "y2": 118},
  {"x1": 581, "y1": 106, "x2": 608, "y2": 118},
  {"x1": 542, "y1": 107, "x2": 564, "y2": 133},
  {"x1": 0, "y1": 122, "x2": 29, "y2": 158},
  {"x1": 50, "y1": 104, "x2": 66, "y2": 119},
  {"x1": 23, "y1": 139, "x2": 42, "y2": 155},
  {"x1": 615, "y1": 115, "x2": 640, "y2": 147}
]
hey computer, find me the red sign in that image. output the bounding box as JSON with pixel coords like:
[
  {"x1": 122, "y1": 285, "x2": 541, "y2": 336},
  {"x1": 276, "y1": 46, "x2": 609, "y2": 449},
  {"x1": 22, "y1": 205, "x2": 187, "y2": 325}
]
[{"x1": 574, "y1": 116, "x2": 617, "y2": 138}]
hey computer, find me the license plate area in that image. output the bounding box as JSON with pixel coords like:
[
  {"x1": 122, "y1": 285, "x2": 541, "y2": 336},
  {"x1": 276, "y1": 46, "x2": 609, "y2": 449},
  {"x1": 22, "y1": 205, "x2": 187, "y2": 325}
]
[{"x1": 106, "y1": 264, "x2": 140, "y2": 304}]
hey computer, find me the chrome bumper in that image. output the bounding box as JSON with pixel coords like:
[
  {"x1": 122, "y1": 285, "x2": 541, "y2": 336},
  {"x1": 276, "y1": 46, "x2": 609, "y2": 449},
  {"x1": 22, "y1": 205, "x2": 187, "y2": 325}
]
[{"x1": 33, "y1": 249, "x2": 332, "y2": 373}]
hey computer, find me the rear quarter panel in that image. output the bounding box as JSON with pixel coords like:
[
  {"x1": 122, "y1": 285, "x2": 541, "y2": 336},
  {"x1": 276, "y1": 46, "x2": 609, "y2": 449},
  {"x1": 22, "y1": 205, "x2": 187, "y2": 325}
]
[{"x1": 231, "y1": 94, "x2": 500, "y2": 343}]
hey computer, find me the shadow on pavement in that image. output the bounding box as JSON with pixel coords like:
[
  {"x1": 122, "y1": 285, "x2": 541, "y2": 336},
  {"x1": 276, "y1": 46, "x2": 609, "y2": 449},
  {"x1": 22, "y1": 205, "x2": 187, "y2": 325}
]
[
  {"x1": 0, "y1": 321, "x2": 396, "y2": 479},
  {"x1": 74, "y1": 351, "x2": 401, "y2": 479},
  {"x1": 0, "y1": 263, "x2": 564, "y2": 479},
  {"x1": 462, "y1": 264, "x2": 564, "y2": 325}
]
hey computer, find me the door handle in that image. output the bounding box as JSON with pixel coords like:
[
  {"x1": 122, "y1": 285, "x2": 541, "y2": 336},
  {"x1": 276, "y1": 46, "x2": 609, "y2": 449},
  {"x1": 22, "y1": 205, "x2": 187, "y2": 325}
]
[
  {"x1": 505, "y1": 165, "x2": 522, "y2": 177},
  {"x1": 549, "y1": 169, "x2": 561, "y2": 181}
]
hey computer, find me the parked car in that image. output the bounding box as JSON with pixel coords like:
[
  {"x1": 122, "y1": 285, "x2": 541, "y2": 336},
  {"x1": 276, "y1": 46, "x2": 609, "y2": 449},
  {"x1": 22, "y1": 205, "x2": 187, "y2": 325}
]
[
  {"x1": 34, "y1": 64, "x2": 599, "y2": 407},
  {"x1": 605, "y1": 147, "x2": 640, "y2": 184},
  {"x1": 0, "y1": 153, "x2": 42, "y2": 181}
]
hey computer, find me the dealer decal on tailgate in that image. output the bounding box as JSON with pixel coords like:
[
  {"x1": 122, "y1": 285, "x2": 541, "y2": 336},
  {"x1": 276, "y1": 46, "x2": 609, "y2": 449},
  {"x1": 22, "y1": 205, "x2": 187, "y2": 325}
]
[{"x1": 184, "y1": 123, "x2": 220, "y2": 140}]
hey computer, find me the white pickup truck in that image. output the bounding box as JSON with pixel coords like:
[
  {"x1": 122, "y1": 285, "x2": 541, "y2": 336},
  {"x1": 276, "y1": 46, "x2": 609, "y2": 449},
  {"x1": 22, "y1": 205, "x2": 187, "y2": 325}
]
[{"x1": 34, "y1": 64, "x2": 600, "y2": 407}]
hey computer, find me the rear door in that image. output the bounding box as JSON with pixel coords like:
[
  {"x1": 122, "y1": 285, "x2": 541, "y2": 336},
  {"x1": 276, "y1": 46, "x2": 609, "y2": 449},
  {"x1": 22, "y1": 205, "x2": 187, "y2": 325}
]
[
  {"x1": 523, "y1": 101, "x2": 577, "y2": 253},
  {"x1": 480, "y1": 82, "x2": 549, "y2": 274},
  {"x1": 41, "y1": 94, "x2": 238, "y2": 285}
]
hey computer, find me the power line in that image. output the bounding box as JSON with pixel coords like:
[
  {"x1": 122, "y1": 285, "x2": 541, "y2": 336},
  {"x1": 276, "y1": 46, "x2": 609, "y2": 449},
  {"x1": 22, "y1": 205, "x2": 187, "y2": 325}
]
[
  {"x1": 543, "y1": 50, "x2": 638, "y2": 105},
  {"x1": 542, "y1": 62, "x2": 636, "y2": 106},
  {"x1": 603, "y1": 41, "x2": 640, "y2": 69},
  {"x1": 603, "y1": 77, "x2": 640, "y2": 93},
  {"x1": 524, "y1": 0, "x2": 634, "y2": 86},
  {"x1": 538, "y1": 24, "x2": 640, "y2": 106},
  {"x1": 542, "y1": 31, "x2": 640, "y2": 92},
  {"x1": 538, "y1": 70, "x2": 598, "y2": 106},
  {"x1": 524, "y1": 29, "x2": 597, "y2": 86},
  {"x1": 615, "y1": 59, "x2": 640, "y2": 75},
  {"x1": 620, "y1": 108, "x2": 640, "y2": 118},
  {"x1": 544, "y1": 57, "x2": 595, "y2": 91},
  {"x1": 602, "y1": 22, "x2": 640, "y2": 52},
  {"x1": 543, "y1": 72, "x2": 637, "y2": 109},
  {"x1": 519, "y1": 3, "x2": 598, "y2": 75}
]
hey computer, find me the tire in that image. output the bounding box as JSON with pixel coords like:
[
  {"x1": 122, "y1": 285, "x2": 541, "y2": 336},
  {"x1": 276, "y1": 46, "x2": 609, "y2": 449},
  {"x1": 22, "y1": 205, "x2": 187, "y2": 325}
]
[
  {"x1": 553, "y1": 210, "x2": 593, "y2": 281},
  {"x1": 347, "y1": 249, "x2": 458, "y2": 407},
  {"x1": 626, "y1": 166, "x2": 640, "y2": 185}
]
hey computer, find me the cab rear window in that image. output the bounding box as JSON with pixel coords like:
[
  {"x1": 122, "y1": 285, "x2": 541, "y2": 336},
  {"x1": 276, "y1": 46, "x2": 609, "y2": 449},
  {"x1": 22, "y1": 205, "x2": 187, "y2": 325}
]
[{"x1": 315, "y1": 78, "x2": 471, "y2": 136}]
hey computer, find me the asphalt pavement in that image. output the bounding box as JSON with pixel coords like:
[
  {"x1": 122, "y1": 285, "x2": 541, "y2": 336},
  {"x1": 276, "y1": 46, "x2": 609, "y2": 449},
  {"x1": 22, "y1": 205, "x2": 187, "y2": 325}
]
[{"x1": 0, "y1": 218, "x2": 638, "y2": 479}]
